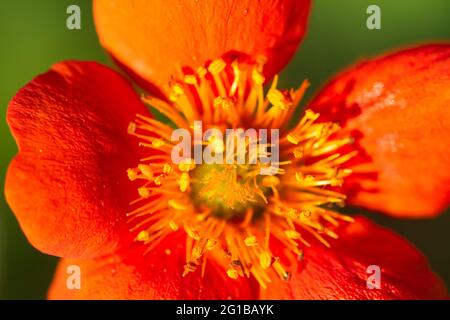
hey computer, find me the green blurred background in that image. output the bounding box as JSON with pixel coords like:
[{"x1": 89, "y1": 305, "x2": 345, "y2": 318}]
[{"x1": 0, "y1": 0, "x2": 449, "y2": 299}]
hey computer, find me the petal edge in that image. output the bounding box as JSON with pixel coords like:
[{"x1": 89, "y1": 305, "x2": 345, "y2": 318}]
[
  {"x1": 310, "y1": 44, "x2": 450, "y2": 218},
  {"x1": 5, "y1": 61, "x2": 148, "y2": 258}
]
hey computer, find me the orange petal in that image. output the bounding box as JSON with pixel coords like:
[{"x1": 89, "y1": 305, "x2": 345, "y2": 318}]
[
  {"x1": 261, "y1": 216, "x2": 448, "y2": 300},
  {"x1": 5, "y1": 61, "x2": 148, "y2": 258},
  {"x1": 94, "y1": 0, "x2": 311, "y2": 94},
  {"x1": 310, "y1": 44, "x2": 450, "y2": 218},
  {"x1": 48, "y1": 232, "x2": 258, "y2": 299}
]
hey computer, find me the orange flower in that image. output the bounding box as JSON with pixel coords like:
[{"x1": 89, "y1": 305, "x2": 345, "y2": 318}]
[{"x1": 5, "y1": 0, "x2": 450, "y2": 299}]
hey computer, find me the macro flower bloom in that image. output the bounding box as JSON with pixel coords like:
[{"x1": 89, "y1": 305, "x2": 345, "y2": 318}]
[{"x1": 5, "y1": 0, "x2": 450, "y2": 299}]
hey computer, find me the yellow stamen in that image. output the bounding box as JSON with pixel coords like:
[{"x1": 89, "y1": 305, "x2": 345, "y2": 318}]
[
  {"x1": 244, "y1": 235, "x2": 257, "y2": 247},
  {"x1": 127, "y1": 168, "x2": 139, "y2": 181},
  {"x1": 227, "y1": 269, "x2": 239, "y2": 279},
  {"x1": 168, "y1": 199, "x2": 187, "y2": 211},
  {"x1": 169, "y1": 82, "x2": 184, "y2": 102},
  {"x1": 259, "y1": 251, "x2": 272, "y2": 269},
  {"x1": 208, "y1": 59, "x2": 227, "y2": 74},
  {"x1": 136, "y1": 230, "x2": 149, "y2": 242},
  {"x1": 126, "y1": 58, "x2": 356, "y2": 289},
  {"x1": 178, "y1": 172, "x2": 189, "y2": 192}
]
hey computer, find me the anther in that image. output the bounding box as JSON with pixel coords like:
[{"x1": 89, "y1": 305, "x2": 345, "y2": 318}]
[
  {"x1": 152, "y1": 138, "x2": 165, "y2": 148},
  {"x1": 138, "y1": 187, "x2": 150, "y2": 198},
  {"x1": 227, "y1": 269, "x2": 239, "y2": 279},
  {"x1": 259, "y1": 251, "x2": 272, "y2": 269},
  {"x1": 208, "y1": 59, "x2": 227, "y2": 74},
  {"x1": 169, "y1": 220, "x2": 179, "y2": 231},
  {"x1": 127, "y1": 122, "x2": 137, "y2": 134},
  {"x1": 168, "y1": 199, "x2": 187, "y2": 210},
  {"x1": 184, "y1": 74, "x2": 197, "y2": 85},
  {"x1": 136, "y1": 230, "x2": 149, "y2": 242},
  {"x1": 287, "y1": 133, "x2": 301, "y2": 145},
  {"x1": 285, "y1": 230, "x2": 301, "y2": 240},
  {"x1": 244, "y1": 236, "x2": 257, "y2": 246},
  {"x1": 163, "y1": 163, "x2": 173, "y2": 174},
  {"x1": 169, "y1": 83, "x2": 184, "y2": 102},
  {"x1": 127, "y1": 168, "x2": 139, "y2": 181},
  {"x1": 252, "y1": 68, "x2": 265, "y2": 85},
  {"x1": 138, "y1": 164, "x2": 153, "y2": 179},
  {"x1": 214, "y1": 96, "x2": 234, "y2": 110},
  {"x1": 267, "y1": 89, "x2": 293, "y2": 110},
  {"x1": 178, "y1": 172, "x2": 189, "y2": 192}
]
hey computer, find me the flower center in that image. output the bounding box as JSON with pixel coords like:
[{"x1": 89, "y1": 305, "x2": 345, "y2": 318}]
[
  {"x1": 126, "y1": 57, "x2": 356, "y2": 288},
  {"x1": 191, "y1": 148, "x2": 280, "y2": 222},
  {"x1": 191, "y1": 163, "x2": 268, "y2": 220}
]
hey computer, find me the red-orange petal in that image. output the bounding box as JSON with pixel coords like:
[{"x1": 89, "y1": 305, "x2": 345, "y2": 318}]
[
  {"x1": 5, "y1": 61, "x2": 148, "y2": 258},
  {"x1": 261, "y1": 216, "x2": 448, "y2": 300},
  {"x1": 310, "y1": 44, "x2": 450, "y2": 218},
  {"x1": 93, "y1": 0, "x2": 311, "y2": 94},
  {"x1": 48, "y1": 231, "x2": 258, "y2": 299}
]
